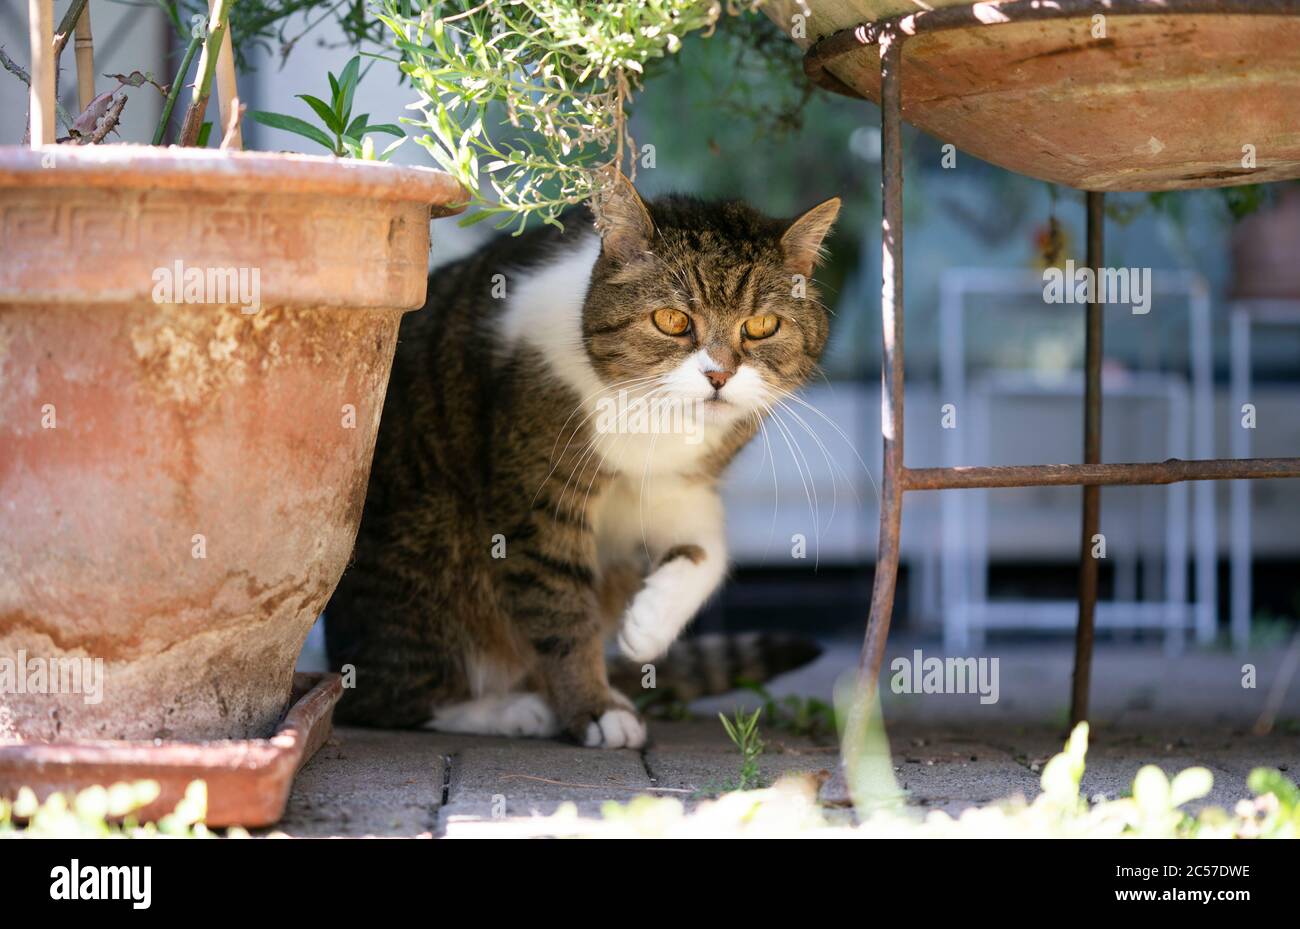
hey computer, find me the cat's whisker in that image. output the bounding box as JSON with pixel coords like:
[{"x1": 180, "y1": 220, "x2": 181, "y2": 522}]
[
  {"x1": 637, "y1": 429, "x2": 661, "y2": 565},
  {"x1": 557, "y1": 382, "x2": 670, "y2": 525},
  {"x1": 754, "y1": 411, "x2": 780, "y2": 563},
  {"x1": 778, "y1": 389, "x2": 879, "y2": 504},
  {"x1": 773, "y1": 396, "x2": 842, "y2": 532},
  {"x1": 761, "y1": 393, "x2": 822, "y2": 570},
  {"x1": 773, "y1": 396, "x2": 858, "y2": 528},
  {"x1": 577, "y1": 387, "x2": 669, "y2": 526},
  {"x1": 532, "y1": 373, "x2": 663, "y2": 513}
]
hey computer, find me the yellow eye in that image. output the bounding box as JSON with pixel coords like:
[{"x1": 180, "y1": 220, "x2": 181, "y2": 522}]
[
  {"x1": 742, "y1": 313, "x2": 780, "y2": 339},
  {"x1": 652, "y1": 308, "x2": 691, "y2": 336}
]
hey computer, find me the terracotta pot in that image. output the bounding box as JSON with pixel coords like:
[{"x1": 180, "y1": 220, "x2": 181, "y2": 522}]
[
  {"x1": 1231, "y1": 185, "x2": 1300, "y2": 299},
  {"x1": 0, "y1": 146, "x2": 463, "y2": 742},
  {"x1": 768, "y1": 0, "x2": 1300, "y2": 191}
]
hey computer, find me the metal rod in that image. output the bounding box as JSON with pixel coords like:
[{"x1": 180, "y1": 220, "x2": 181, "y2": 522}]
[
  {"x1": 848, "y1": 33, "x2": 906, "y2": 761},
  {"x1": 1071, "y1": 191, "x2": 1105, "y2": 726},
  {"x1": 804, "y1": 0, "x2": 1300, "y2": 97},
  {"x1": 844, "y1": 31, "x2": 907, "y2": 793},
  {"x1": 903, "y1": 457, "x2": 1300, "y2": 490}
]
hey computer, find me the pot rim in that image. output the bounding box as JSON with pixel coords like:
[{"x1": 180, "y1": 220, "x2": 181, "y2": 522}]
[{"x1": 0, "y1": 144, "x2": 468, "y2": 213}]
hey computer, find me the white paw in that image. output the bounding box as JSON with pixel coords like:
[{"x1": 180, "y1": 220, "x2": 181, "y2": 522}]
[
  {"x1": 583, "y1": 708, "x2": 647, "y2": 749},
  {"x1": 617, "y1": 599, "x2": 674, "y2": 663},
  {"x1": 428, "y1": 692, "x2": 559, "y2": 738},
  {"x1": 499, "y1": 693, "x2": 559, "y2": 738}
]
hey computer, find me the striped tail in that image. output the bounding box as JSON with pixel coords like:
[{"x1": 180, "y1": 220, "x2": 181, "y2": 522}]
[{"x1": 608, "y1": 632, "x2": 823, "y2": 704}]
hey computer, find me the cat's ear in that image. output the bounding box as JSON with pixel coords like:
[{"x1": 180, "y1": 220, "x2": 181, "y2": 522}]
[
  {"x1": 597, "y1": 172, "x2": 655, "y2": 264},
  {"x1": 781, "y1": 197, "x2": 841, "y2": 278}
]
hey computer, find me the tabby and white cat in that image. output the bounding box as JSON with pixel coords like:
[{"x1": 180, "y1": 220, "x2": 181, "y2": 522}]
[{"x1": 325, "y1": 177, "x2": 839, "y2": 748}]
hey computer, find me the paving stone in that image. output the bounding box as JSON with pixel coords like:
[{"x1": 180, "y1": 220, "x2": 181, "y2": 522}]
[
  {"x1": 645, "y1": 717, "x2": 839, "y2": 803},
  {"x1": 272, "y1": 727, "x2": 447, "y2": 838},
  {"x1": 268, "y1": 640, "x2": 1300, "y2": 836},
  {"x1": 437, "y1": 739, "x2": 651, "y2": 835}
]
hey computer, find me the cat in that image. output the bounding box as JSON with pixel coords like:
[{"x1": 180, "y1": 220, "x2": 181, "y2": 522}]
[{"x1": 325, "y1": 176, "x2": 839, "y2": 748}]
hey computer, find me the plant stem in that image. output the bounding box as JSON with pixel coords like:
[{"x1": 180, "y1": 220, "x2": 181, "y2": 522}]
[
  {"x1": 178, "y1": 0, "x2": 233, "y2": 147},
  {"x1": 52, "y1": 0, "x2": 89, "y2": 60},
  {"x1": 153, "y1": 30, "x2": 203, "y2": 145}
]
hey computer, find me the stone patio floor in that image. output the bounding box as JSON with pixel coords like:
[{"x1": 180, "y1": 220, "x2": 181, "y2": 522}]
[{"x1": 273, "y1": 638, "x2": 1300, "y2": 837}]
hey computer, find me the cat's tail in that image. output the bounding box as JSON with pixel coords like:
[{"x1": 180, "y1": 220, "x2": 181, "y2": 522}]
[{"x1": 607, "y1": 632, "x2": 823, "y2": 705}]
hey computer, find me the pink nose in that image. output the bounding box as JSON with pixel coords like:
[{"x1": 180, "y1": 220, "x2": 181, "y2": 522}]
[{"x1": 704, "y1": 370, "x2": 733, "y2": 391}]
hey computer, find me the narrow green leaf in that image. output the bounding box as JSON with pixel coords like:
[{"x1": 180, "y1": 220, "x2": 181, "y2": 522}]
[
  {"x1": 345, "y1": 113, "x2": 370, "y2": 139},
  {"x1": 297, "y1": 94, "x2": 344, "y2": 135},
  {"x1": 249, "y1": 111, "x2": 336, "y2": 154},
  {"x1": 338, "y1": 55, "x2": 362, "y2": 124}
]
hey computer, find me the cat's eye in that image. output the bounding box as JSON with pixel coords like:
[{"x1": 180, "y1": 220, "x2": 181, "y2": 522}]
[
  {"x1": 742, "y1": 313, "x2": 780, "y2": 339},
  {"x1": 652, "y1": 308, "x2": 691, "y2": 336}
]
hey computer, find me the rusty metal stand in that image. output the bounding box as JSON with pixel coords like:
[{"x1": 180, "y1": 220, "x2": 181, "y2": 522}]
[
  {"x1": 809, "y1": 0, "x2": 1300, "y2": 728},
  {"x1": 1072, "y1": 191, "x2": 1105, "y2": 725}
]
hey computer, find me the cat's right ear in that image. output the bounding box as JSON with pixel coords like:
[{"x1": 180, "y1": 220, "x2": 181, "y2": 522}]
[{"x1": 597, "y1": 173, "x2": 655, "y2": 264}]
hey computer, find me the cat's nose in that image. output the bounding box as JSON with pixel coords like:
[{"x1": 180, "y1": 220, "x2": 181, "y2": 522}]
[{"x1": 704, "y1": 370, "x2": 734, "y2": 391}]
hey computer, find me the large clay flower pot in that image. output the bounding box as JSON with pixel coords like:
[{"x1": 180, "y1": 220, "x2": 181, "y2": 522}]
[
  {"x1": 770, "y1": 0, "x2": 1300, "y2": 191},
  {"x1": 0, "y1": 146, "x2": 463, "y2": 742}
]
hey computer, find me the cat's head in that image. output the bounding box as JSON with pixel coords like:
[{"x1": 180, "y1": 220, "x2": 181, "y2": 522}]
[{"x1": 582, "y1": 176, "x2": 839, "y2": 425}]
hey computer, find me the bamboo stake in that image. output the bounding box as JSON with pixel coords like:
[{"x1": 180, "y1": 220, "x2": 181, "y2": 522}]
[
  {"x1": 73, "y1": 0, "x2": 94, "y2": 112},
  {"x1": 28, "y1": 0, "x2": 55, "y2": 146},
  {"x1": 178, "y1": 0, "x2": 232, "y2": 147},
  {"x1": 212, "y1": 0, "x2": 241, "y2": 150}
]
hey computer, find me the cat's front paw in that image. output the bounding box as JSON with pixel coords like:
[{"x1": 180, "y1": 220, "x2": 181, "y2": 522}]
[
  {"x1": 582, "y1": 708, "x2": 647, "y2": 749},
  {"x1": 566, "y1": 691, "x2": 647, "y2": 749}
]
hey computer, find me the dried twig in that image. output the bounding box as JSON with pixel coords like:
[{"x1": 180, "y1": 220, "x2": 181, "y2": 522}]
[
  {"x1": 0, "y1": 43, "x2": 74, "y2": 132},
  {"x1": 68, "y1": 88, "x2": 125, "y2": 144},
  {"x1": 81, "y1": 93, "x2": 126, "y2": 144}
]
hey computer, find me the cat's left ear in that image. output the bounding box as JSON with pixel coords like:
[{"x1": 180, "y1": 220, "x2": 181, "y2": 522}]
[
  {"x1": 781, "y1": 197, "x2": 841, "y2": 278},
  {"x1": 597, "y1": 172, "x2": 655, "y2": 264}
]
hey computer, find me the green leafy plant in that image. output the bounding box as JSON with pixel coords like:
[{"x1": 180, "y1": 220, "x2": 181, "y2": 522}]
[
  {"x1": 250, "y1": 55, "x2": 406, "y2": 159},
  {"x1": 719, "y1": 706, "x2": 765, "y2": 791},
  {"x1": 739, "y1": 681, "x2": 836, "y2": 740},
  {"x1": 377, "y1": 0, "x2": 765, "y2": 231},
  {"x1": 0, "y1": 779, "x2": 233, "y2": 839}
]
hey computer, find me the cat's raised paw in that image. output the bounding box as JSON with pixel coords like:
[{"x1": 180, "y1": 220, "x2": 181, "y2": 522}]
[
  {"x1": 582, "y1": 708, "x2": 647, "y2": 749},
  {"x1": 617, "y1": 609, "x2": 671, "y2": 664}
]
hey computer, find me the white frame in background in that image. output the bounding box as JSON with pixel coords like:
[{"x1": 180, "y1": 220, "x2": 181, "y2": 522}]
[
  {"x1": 1229, "y1": 299, "x2": 1300, "y2": 652},
  {"x1": 933, "y1": 268, "x2": 1217, "y2": 650},
  {"x1": 950, "y1": 372, "x2": 1191, "y2": 649}
]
